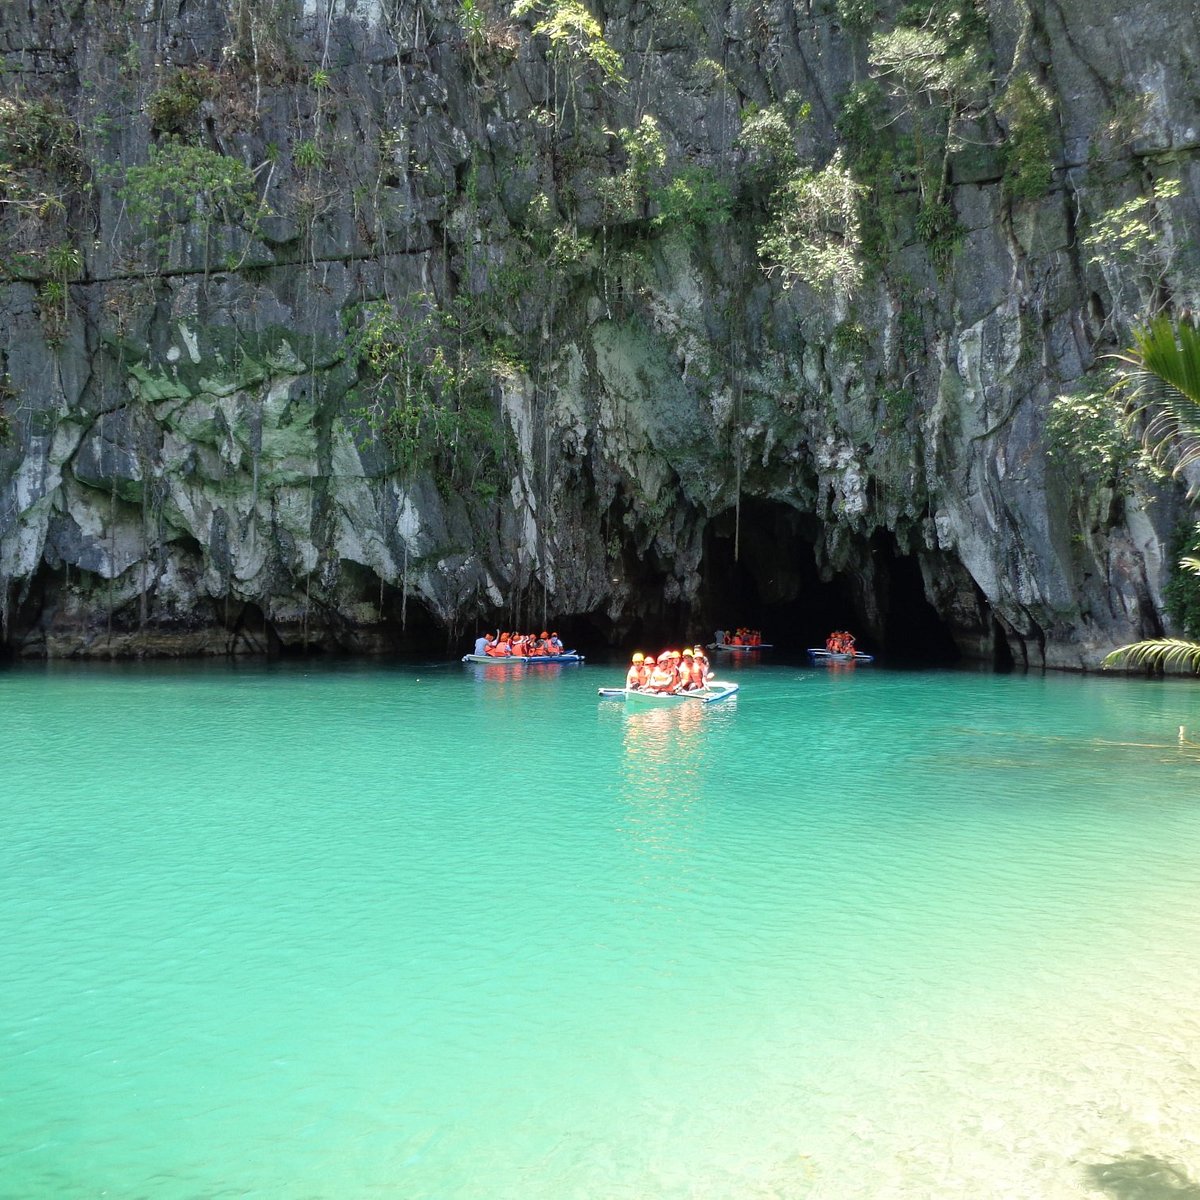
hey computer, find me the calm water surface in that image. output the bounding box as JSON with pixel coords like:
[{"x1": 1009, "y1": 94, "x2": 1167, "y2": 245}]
[{"x1": 2, "y1": 657, "x2": 1200, "y2": 1199}]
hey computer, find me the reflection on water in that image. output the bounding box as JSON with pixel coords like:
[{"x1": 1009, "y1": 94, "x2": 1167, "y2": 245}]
[
  {"x1": 465, "y1": 660, "x2": 575, "y2": 686},
  {"x1": 821, "y1": 659, "x2": 860, "y2": 676},
  {"x1": 620, "y1": 706, "x2": 703, "y2": 847},
  {"x1": 616, "y1": 701, "x2": 722, "y2": 861}
]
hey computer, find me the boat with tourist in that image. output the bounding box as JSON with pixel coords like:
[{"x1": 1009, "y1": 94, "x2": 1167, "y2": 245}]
[
  {"x1": 462, "y1": 629, "x2": 584, "y2": 664},
  {"x1": 598, "y1": 645, "x2": 734, "y2": 702},
  {"x1": 808, "y1": 630, "x2": 872, "y2": 663},
  {"x1": 463, "y1": 651, "x2": 584, "y2": 664},
  {"x1": 707, "y1": 627, "x2": 770, "y2": 652}
]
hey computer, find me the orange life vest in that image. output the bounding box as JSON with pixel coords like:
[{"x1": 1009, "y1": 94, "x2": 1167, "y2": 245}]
[{"x1": 648, "y1": 664, "x2": 673, "y2": 692}]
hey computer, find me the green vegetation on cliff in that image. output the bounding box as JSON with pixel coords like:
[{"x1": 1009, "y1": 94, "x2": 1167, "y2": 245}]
[{"x1": 1105, "y1": 315, "x2": 1200, "y2": 673}]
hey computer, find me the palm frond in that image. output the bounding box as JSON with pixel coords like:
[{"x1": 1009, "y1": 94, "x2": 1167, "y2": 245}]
[
  {"x1": 1102, "y1": 637, "x2": 1200, "y2": 673},
  {"x1": 1132, "y1": 315, "x2": 1200, "y2": 402},
  {"x1": 1110, "y1": 315, "x2": 1200, "y2": 490}
]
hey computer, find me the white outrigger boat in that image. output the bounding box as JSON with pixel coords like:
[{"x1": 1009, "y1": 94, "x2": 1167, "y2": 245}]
[
  {"x1": 597, "y1": 681, "x2": 739, "y2": 704},
  {"x1": 706, "y1": 642, "x2": 772, "y2": 653},
  {"x1": 462, "y1": 651, "x2": 584, "y2": 664},
  {"x1": 806, "y1": 648, "x2": 874, "y2": 664}
]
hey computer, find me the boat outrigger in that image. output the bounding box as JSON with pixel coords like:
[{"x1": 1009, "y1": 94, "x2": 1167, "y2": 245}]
[{"x1": 707, "y1": 642, "x2": 772, "y2": 653}]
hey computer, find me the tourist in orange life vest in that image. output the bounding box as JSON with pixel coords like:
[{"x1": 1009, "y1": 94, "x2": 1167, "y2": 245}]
[
  {"x1": 647, "y1": 652, "x2": 675, "y2": 693},
  {"x1": 665, "y1": 652, "x2": 682, "y2": 692},
  {"x1": 827, "y1": 630, "x2": 855, "y2": 654},
  {"x1": 626, "y1": 652, "x2": 647, "y2": 689},
  {"x1": 549, "y1": 632, "x2": 563, "y2": 653},
  {"x1": 678, "y1": 650, "x2": 697, "y2": 690},
  {"x1": 668, "y1": 649, "x2": 685, "y2": 692}
]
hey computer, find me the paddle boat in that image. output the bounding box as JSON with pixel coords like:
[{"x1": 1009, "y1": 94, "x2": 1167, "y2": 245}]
[
  {"x1": 462, "y1": 651, "x2": 585, "y2": 664},
  {"x1": 597, "y1": 681, "x2": 739, "y2": 704},
  {"x1": 806, "y1": 648, "x2": 874, "y2": 664},
  {"x1": 708, "y1": 627, "x2": 769, "y2": 653}
]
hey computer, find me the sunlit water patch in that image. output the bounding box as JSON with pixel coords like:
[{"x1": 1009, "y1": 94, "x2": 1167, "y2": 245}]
[{"x1": 2, "y1": 659, "x2": 1199, "y2": 1198}]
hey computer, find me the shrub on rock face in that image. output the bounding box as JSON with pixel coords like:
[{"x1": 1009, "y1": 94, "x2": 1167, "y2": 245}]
[
  {"x1": 0, "y1": 96, "x2": 86, "y2": 256},
  {"x1": 118, "y1": 141, "x2": 264, "y2": 268},
  {"x1": 757, "y1": 151, "x2": 865, "y2": 298},
  {"x1": 145, "y1": 67, "x2": 217, "y2": 138},
  {"x1": 997, "y1": 72, "x2": 1056, "y2": 203}
]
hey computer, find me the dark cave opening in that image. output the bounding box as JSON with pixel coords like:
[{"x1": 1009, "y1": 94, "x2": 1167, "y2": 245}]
[
  {"x1": 699, "y1": 503, "x2": 857, "y2": 657},
  {"x1": 698, "y1": 499, "x2": 960, "y2": 664},
  {"x1": 873, "y1": 532, "x2": 961, "y2": 666}
]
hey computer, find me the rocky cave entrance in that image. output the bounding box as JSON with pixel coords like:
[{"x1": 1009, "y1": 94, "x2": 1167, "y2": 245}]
[{"x1": 698, "y1": 499, "x2": 960, "y2": 664}]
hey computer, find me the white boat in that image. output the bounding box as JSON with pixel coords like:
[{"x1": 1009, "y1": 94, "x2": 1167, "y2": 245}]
[
  {"x1": 706, "y1": 642, "x2": 772, "y2": 652},
  {"x1": 598, "y1": 681, "x2": 739, "y2": 704},
  {"x1": 806, "y1": 648, "x2": 874, "y2": 664},
  {"x1": 462, "y1": 652, "x2": 584, "y2": 664}
]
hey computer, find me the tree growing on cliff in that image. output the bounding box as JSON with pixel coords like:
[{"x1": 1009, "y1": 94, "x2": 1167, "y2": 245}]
[
  {"x1": 510, "y1": 0, "x2": 624, "y2": 130},
  {"x1": 118, "y1": 141, "x2": 265, "y2": 272},
  {"x1": 342, "y1": 294, "x2": 506, "y2": 499},
  {"x1": 1083, "y1": 178, "x2": 1183, "y2": 319},
  {"x1": 1103, "y1": 314, "x2": 1200, "y2": 673},
  {"x1": 868, "y1": 9, "x2": 987, "y2": 208},
  {"x1": 757, "y1": 151, "x2": 865, "y2": 298}
]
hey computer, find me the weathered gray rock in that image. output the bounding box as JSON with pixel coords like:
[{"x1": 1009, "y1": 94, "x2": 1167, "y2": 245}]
[{"x1": 1, "y1": 0, "x2": 1197, "y2": 666}]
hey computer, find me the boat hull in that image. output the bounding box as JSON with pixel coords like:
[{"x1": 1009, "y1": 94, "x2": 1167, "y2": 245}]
[
  {"x1": 706, "y1": 643, "x2": 772, "y2": 652},
  {"x1": 462, "y1": 653, "x2": 584, "y2": 664},
  {"x1": 600, "y1": 682, "x2": 739, "y2": 704},
  {"x1": 806, "y1": 649, "x2": 874, "y2": 663}
]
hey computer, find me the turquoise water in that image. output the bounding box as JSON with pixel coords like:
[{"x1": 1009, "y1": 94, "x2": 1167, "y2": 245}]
[{"x1": 3, "y1": 658, "x2": 1200, "y2": 1199}]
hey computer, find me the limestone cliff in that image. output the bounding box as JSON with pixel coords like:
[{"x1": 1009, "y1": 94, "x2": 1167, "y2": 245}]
[{"x1": 1, "y1": 0, "x2": 1198, "y2": 666}]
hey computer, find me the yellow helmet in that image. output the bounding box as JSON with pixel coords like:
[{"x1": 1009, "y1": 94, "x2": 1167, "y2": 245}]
[{"x1": 632, "y1": 652, "x2": 644, "y2": 662}]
